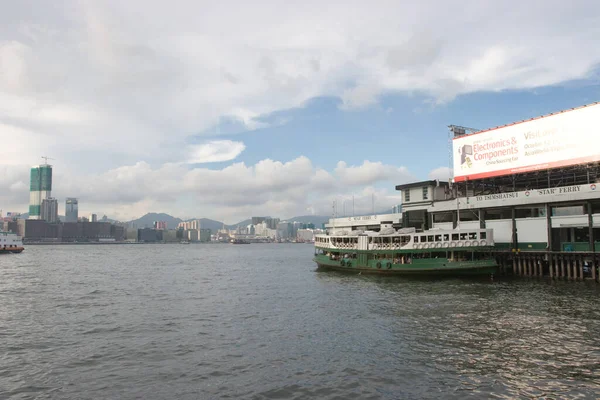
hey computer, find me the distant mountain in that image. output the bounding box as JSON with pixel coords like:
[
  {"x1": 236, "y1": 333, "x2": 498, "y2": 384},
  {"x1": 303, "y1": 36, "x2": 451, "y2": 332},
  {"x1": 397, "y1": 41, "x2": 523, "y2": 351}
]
[
  {"x1": 127, "y1": 213, "x2": 183, "y2": 229},
  {"x1": 126, "y1": 213, "x2": 226, "y2": 231}
]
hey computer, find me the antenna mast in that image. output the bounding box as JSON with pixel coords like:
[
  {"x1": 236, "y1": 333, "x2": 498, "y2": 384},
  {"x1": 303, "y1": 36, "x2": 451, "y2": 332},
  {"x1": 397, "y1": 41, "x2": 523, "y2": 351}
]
[{"x1": 41, "y1": 156, "x2": 55, "y2": 165}]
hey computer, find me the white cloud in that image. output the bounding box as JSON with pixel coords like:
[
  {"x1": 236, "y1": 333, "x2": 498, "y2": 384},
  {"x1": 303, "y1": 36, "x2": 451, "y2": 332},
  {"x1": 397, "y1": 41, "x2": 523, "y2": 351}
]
[
  {"x1": 0, "y1": 157, "x2": 414, "y2": 223},
  {"x1": 335, "y1": 160, "x2": 414, "y2": 186},
  {"x1": 1, "y1": 1, "x2": 599, "y2": 219},
  {"x1": 0, "y1": 0, "x2": 598, "y2": 172},
  {"x1": 428, "y1": 166, "x2": 453, "y2": 181},
  {"x1": 187, "y1": 140, "x2": 246, "y2": 163}
]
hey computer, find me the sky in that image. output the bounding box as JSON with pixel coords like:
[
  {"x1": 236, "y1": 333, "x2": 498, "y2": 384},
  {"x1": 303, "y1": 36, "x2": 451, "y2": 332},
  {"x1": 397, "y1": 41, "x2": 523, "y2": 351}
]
[{"x1": 1, "y1": 0, "x2": 600, "y2": 223}]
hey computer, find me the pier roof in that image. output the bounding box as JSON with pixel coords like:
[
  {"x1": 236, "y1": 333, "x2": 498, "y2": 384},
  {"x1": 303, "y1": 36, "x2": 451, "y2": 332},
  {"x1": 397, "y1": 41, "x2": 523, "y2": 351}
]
[{"x1": 395, "y1": 180, "x2": 450, "y2": 191}]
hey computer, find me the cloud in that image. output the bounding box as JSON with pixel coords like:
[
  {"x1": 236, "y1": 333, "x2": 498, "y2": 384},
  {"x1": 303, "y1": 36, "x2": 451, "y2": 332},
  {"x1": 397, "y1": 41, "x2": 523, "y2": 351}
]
[
  {"x1": 335, "y1": 160, "x2": 414, "y2": 186},
  {"x1": 428, "y1": 166, "x2": 453, "y2": 181},
  {"x1": 1, "y1": 0, "x2": 599, "y2": 172},
  {"x1": 187, "y1": 140, "x2": 246, "y2": 163},
  {"x1": 0, "y1": 157, "x2": 414, "y2": 223}
]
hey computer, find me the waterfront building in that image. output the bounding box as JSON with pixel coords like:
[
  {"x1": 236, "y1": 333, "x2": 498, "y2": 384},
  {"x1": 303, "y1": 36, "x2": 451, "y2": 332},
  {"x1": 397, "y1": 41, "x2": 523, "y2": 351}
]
[
  {"x1": 41, "y1": 198, "x2": 59, "y2": 223},
  {"x1": 28, "y1": 163, "x2": 52, "y2": 220},
  {"x1": 163, "y1": 229, "x2": 179, "y2": 242},
  {"x1": 187, "y1": 229, "x2": 200, "y2": 242},
  {"x1": 89, "y1": 214, "x2": 98, "y2": 222},
  {"x1": 199, "y1": 229, "x2": 212, "y2": 242},
  {"x1": 296, "y1": 229, "x2": 314, "y2": 242},
  {"x1": 395, "y1": 102, "x2": 600, "y2": 280},
  {"x1": 65, "y1": 198, "x2": 78, "y2": 222}
]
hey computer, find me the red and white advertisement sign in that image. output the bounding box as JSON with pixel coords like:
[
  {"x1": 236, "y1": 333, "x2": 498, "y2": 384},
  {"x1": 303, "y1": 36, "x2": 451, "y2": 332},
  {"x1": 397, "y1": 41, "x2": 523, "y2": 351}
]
[{"x1": 453, "y1": 103, "x2": 600, "y2": 182}]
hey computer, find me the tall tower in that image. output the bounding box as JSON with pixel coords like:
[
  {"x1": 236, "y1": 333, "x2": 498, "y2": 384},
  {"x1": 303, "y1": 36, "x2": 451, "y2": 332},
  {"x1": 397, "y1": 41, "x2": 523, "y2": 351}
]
[
  {"x1": 65, "y1": 198, "x2": 78, "y2": 222},
  {"x1": 29, "y1": 161, "x2": 53, "y2": 220}
]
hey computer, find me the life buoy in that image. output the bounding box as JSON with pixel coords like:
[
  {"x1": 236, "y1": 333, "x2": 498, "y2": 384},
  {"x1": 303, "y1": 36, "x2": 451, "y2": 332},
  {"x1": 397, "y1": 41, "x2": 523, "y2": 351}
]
[
  {"x1": 480, "y1": 240, "x2": 487, "y2": 246},
  {"x1": 423, "y1": 243, "x2": 429, "y2": 249},
  {"x1": 376, "y1": 262, "x2": 382, "y2": 269},
  {"x1": 458, "y1": 241, "x2": 463, "y2": 247},
  {"x1": 443, "y1": 242, "x2": 449, "y2": 248},
  {"x1": 386, "y1": 262, "x2": 392, "y2": 269},
  {"x1": 472, "y1": 241, "x2": 478, "y2": 246},
  {"x1": 464, "y1": 241, "x2": 471, "y2": 247},
  {"x1": 435, "y1": 243, "x2": 442, "y2": 248},
  {"x1": 450, "y1": 242, "x2": 457, "y2": 248}
]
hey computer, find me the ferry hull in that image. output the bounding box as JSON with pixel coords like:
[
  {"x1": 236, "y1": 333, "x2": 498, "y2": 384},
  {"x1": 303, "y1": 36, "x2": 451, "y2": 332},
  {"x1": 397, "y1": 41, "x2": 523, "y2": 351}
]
[
  {"x1": 314, "y1": 257, "x2": 497, "y2": 276},
  {"x1": 0, "y1": 247, "x2": 24, "y2": 254}
]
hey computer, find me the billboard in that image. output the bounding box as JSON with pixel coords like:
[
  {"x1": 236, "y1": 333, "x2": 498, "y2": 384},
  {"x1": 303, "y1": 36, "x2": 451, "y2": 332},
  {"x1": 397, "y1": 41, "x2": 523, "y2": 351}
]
[{"x1": 453, "y1": 103, "x2": 600, "y2": 182}]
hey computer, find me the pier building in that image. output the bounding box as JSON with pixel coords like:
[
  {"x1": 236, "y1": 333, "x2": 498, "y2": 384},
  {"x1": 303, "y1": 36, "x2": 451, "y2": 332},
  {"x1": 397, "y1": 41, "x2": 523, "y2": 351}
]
[{"x1": 397, "y1": 102, "x2": 600, "y2": 281}]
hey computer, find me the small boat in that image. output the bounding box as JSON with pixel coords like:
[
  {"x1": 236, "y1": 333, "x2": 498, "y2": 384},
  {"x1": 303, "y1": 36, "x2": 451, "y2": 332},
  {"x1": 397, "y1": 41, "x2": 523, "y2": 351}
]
[
  {"x1": 231, "y1": 239, "x2": 250, "y2": 244},
  {"x1": 313, "y1": 226, "x2": 497, "y2": 276},
  {"x1": 0, "y1": 231, "x2": 25, "y2": 254},
  {"x1": 180, "y1": 240, "x2": 190, "y2": 244}
]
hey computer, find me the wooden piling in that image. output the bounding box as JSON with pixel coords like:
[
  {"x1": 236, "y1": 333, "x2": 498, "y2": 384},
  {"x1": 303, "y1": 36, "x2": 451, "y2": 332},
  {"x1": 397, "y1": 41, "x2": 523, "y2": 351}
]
[
  {"x1": 549, "y1": 256, "x2": 554, "y2": 279},
  {"x1": 561, "y1": 256, "x2": 566, "y2": 280}
]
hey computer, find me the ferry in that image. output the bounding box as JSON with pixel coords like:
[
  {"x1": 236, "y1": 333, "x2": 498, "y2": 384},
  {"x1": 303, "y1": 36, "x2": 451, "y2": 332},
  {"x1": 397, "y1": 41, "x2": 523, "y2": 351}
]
[
  {"x1": 313, "y1": 224, "x2": 497, "y2": 276},
  {"x1": 0, "y1": 231, "x2": 25, "y2": 254}
]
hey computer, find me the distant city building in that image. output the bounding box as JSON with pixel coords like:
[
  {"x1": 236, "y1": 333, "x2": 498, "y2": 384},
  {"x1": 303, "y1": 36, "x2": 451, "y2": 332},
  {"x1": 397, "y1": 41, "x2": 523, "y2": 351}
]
[
  {"x1": 252, "y1": 217, "x2": 266, "y2": 225},
  {"x1": 101, "y1": 215, "x2": 108, "y2": 222},
  {"x1": 90, "y1": 214, "x2": 97, "y2": 222},
  {"x1": 296, "y1": 229, "x2": 314, "y2": 242},
  {"x1": 41, "y1": 198, "x2": 59, "y2": 223},
  {"x1": 265, "y1": 217, "x2": 280, "y2": 230},
  {"x1": 178, "y1": 219, "x2": 201, "y2": 230},
  {"x1": 200, "y1": 229, "x2": 211, "y2": 242},
  {"x1": 28, "y1": 163, "x2": 53, "y2": 220},
  {"x1": 187, "y1": 229, "x2": 200, "y2": 242},
  {"x1": 65, "y1": 198, "x2": 78, "y2": 222},
  {"x1": 154, "y1": 221, "x2": 167, "y2": 230}
]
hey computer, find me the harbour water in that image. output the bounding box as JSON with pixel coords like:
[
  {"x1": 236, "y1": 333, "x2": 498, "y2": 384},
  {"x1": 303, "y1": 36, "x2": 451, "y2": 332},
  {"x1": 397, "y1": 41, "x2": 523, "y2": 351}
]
[{"x1": 1, "y1": 244, "x2": 599, "y2": 399}]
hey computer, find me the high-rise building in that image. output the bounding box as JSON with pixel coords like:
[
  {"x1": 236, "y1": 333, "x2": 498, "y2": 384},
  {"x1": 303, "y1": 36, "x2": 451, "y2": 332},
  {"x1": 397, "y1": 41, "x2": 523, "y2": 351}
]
[
  {"x1": 29, "y1": 163, "x2": 52, "y2": 220},
  {"x1": 90, "y1": 214, "x2": 97, "y2": 222},
  {"x1": 252, "y1": 217, "x2": 265, "y2": 225},
  {"x1": 65, "y1": 198, "x2": 78, "y2": 222},
  {"x1": 40, "y1": 198, "x2": 59, "y2": 223},
  {"x1": 154, "y1": 221, "x2": 167, "y2": 230},
  {"x1": 177, "y1": 220, "x2": 201, "y2": 230}
]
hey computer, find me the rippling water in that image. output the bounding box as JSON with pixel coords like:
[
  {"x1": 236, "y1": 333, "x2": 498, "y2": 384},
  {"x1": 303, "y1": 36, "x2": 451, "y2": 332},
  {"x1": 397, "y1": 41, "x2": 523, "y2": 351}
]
[{"x1": 1, "y1": 244, "x2": 599, "y2": 399}]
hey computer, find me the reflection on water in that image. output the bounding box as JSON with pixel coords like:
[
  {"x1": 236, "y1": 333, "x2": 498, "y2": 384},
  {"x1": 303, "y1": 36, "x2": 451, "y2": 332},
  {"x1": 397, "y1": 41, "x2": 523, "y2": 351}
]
[{"x1": 1, "y1": 244, "x2": 599, "y2": 399}]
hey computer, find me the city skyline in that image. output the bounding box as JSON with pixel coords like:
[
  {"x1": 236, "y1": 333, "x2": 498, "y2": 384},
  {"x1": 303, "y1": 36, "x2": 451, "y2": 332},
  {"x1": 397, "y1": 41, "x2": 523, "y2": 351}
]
[{"x1": 1, "y1": 1, "x2": 600, "y2": 223}]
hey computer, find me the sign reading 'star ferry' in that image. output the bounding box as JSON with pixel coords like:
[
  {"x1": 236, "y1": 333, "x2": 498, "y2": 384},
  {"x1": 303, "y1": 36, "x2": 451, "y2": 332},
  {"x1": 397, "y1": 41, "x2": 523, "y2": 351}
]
[
  {"x1": 452, "y1": 103, "x2": 600, "y2": 182},
  {"x1": 475, "y1": 184, "x2": 595, "y2": 203}
]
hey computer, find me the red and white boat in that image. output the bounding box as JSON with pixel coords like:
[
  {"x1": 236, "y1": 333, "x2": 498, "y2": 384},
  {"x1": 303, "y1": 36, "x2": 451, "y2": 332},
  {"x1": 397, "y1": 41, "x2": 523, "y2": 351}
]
[{"x1": 0, "y1": 231, "x2": 24, "y2": 254}]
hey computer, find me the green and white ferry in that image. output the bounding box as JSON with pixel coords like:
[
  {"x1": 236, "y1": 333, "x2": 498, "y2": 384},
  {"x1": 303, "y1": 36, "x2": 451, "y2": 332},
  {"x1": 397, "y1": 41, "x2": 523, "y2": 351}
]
[{"x1": 313, "y1": 220, "x2": 498, "y2": 276}]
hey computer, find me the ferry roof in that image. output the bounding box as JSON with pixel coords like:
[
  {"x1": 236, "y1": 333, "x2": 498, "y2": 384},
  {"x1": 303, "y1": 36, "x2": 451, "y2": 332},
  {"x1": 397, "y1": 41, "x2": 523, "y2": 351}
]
[{"x1": 395, "y1": 180, "x2": 450, "y2": 191}]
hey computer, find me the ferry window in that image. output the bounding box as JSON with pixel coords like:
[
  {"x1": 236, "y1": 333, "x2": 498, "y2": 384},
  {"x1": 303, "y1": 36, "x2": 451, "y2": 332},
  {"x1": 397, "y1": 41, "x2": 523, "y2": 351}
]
[
  {"x1": 427, "y1": 235, "x2": 434, "y2": 242},
  {"x1": 443, "y1": 234, "x2": 449, "y2": 241},
  {"x1": 468, "y1": 232, "x2": 477, "y2": 240},
  {"x1": 452, "y1": 233, "x2": 459, "y2": 240},
  {"x1": 422, "y1": 187, "x2": 428, "y2": 200},
  {"x1": 405, "y1": 190, "x2": 410, "y2": 202},
  {"x1": 459, "y1": 233, "x2": 467, "y2": 240},
  {"x1": 435, "y1": 235, "x2": 441, "y2": 242},
  {"x1": 420, "y1": 235, "x2": 426, "y2": 242},
  {"x1": 414, "y1": 236, "x2": 419, "y2": 243},
  {"x1": 480, "y1": 232, "x2": 487, "y2": 239}
]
